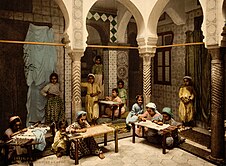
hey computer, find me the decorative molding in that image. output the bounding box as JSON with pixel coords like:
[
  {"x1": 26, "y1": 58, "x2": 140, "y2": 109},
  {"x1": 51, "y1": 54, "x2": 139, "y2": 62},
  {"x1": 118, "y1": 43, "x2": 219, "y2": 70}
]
[
  {"x1": 73, "y1": 0, "x2": 83, "y2": 48},
  {"x1": 205, "y1": 0, "x2": 217, "y2": 46}
]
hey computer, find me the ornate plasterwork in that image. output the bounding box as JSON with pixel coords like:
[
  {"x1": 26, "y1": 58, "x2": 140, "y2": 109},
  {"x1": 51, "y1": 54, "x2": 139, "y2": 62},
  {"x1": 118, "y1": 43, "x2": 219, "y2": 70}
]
[
  {"x1": 137, "y1": 37, "x2": 158, "y2": 55},
  {"x1": 205, "y1": 0, "x2": 217, "y2": 46},
  {"x1": 73, "y1": 0, "x2": 84, "y2": 48}
]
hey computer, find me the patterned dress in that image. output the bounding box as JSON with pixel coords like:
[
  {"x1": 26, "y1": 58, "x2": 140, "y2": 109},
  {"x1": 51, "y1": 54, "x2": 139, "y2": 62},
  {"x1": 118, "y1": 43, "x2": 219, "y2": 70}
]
[
  {"x1": 66, "y1": 121, "x2": 102, "y2": 159},
  {"x1": 41, "y1": 83, "x2": 65, "y2": 125}
]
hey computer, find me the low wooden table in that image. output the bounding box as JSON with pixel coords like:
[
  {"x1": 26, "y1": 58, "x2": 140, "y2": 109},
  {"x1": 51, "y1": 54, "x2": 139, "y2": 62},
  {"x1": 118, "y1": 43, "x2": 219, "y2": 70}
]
[
  {"x1": 69, "y1": 124, "x2": 118, "y2": 165},
  {"x1": 131, "y1": 120, "x2": 178, "y2": 154},
  {"x1": 4, "y1": 138, "x2": 40, "y2": 166},
  {"x1": 4, "y1": 126, "x2": 49, "y2": 166},
  {"x1": 99, "y1": 100, "x2": 124, "y2": 120}
]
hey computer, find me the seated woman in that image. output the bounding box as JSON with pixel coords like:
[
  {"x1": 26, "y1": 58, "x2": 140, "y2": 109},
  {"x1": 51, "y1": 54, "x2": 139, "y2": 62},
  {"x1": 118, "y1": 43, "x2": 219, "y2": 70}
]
[
  {"x1": 3, "y1": 116, "x2": 27, "y2": 162},
  {"x1": 103, "y1": 88, "x2": 126, "y2": 118},
  {"x1": 51, "y1": 121, "x2": 69, "y2": 157},
  {"x1": 135, "y1": 102, "x2": 162, "y2": 144},
  {"x1": 66, "y1": 111, "x2": 105, "y2": 160}
]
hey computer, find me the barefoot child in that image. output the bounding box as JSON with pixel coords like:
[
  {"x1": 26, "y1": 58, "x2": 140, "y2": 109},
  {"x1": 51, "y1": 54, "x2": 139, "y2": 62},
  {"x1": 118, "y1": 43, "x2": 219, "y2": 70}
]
[{"x1": 51, "y1": 121, "x2": 68, "y2": 157}]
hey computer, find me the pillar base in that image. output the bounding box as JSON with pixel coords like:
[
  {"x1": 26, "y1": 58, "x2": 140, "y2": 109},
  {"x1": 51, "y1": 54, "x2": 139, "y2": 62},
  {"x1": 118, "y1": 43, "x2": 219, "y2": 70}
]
[{"x1": 208, "y1": 155, "x2": 225, "y2": 165}]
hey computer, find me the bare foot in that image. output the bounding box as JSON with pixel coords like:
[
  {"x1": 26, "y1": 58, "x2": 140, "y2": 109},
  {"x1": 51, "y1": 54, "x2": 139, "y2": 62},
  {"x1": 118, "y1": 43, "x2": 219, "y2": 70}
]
[{"x1": 98, "y1": 152, "x2": 105, "y2": 159}]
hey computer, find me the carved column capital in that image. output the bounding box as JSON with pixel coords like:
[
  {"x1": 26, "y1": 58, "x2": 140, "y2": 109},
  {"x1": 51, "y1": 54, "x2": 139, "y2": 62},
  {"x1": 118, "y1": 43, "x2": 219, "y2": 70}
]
[
  {"x1": 138, "y1": 46, "x2": 156, "y2": 56},
  {"x1": 137, "y1": 36, "x2": 157, "y2": 55},
  {"x1": 68, "y1": 49, "x2": 84, "y2": 62},
  {"x1": 208, "y1": 46, "x2": 222, "y2": 61},
  {"x1": 140, "y1": 53, "x2": 155, "y2": 64}
]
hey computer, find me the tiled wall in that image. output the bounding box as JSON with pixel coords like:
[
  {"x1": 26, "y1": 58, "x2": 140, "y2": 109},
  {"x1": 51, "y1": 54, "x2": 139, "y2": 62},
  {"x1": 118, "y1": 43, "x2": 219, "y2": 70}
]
[{"x1": 153, "y1": 9, "x2": 203, "y2": 122}]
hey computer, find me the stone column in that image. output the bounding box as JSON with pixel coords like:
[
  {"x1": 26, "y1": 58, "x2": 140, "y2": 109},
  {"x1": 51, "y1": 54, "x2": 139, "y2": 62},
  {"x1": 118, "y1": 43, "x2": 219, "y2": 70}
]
[
  {"x1": 69, "y1": 49, "x2": 83, "y2": 122},
  {"x1": 208, "y1": 46, "x2": 225, "y2": 162},
  {"x1": 137, "y1": 36, "x2": 157, "y2": 106},
  {"x1": 140, "y1": 53, "x2": 154, "y2": 106}
]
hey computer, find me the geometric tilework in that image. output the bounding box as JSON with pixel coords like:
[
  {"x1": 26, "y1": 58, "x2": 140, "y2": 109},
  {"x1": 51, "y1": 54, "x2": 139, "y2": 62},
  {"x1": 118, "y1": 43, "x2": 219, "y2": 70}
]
[
  {"x1": 108, "y1": 50, "x2": 118, "y2": 94},
  {"x1": 87, "y1": 11, "x2": 117, "y2": 43}
]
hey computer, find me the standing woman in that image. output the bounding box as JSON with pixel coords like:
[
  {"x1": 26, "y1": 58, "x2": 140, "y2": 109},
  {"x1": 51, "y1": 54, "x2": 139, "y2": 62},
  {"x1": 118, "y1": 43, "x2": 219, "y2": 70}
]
[
  {"x1": 41, "y1": 73, "x2": 65, "y2": 126},
  {"x1": 81, "y1": 74, "x2": 101, "y2": 124},
  {"x1": 178, "y1": 76, "x2": 195, "y2": 127}
]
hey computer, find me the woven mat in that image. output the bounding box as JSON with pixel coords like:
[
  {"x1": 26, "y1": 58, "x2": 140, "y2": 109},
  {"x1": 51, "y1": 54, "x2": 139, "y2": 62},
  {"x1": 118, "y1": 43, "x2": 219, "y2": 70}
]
[{"x1": 179, "y1": 129, "x2": 210, "y2": 147}]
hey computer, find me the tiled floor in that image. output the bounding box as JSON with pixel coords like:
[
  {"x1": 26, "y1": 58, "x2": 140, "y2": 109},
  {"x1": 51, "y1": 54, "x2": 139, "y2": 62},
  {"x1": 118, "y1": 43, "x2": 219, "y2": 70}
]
[{"x1": 12, "y1": 137, "x2": 216, "y2": 166}]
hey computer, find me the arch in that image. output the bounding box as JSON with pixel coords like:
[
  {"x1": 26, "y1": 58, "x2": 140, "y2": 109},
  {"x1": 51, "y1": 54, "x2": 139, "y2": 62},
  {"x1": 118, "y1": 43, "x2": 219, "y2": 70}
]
[
  {"x1": 116, "y1": 0, "x2": 144, "y2": 38},
  {"x1": 147, "y1": 0, "x2": 170, "y2": 38},
  {"x1": 86, "y1": 23, "x2": 109, "y2": 45},
  {"x1": 84, "y1": 0, "x2": 144, "y2": 44},
  {"x1": 54, "y1": 0, "x2": 70, "y2": 32},
  {"x1": 117, "y1": 11, "x2": 133, "y2": 43},
  {"x1": 223, "y1": 0, "x2": 226, "y2": 19},
  {"x1": 165, "y1": 8, "x2": 186, "y2": 25},
  {"x1": 86, "y1": 25, "x2": 101, "y2": 44}
]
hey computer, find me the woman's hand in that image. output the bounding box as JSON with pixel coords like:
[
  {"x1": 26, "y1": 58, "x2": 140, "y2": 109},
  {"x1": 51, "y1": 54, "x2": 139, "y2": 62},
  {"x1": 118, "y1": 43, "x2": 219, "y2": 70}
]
[
  {"x1": 77, "y1": 128, "x2": 87, "y2": 133},
  {"x1": 138, "y1": 116, "x2": 146, "y2": 122},
  {"x1": 47, "y1": 93, "x2": 56, "y2": 98},
  {"x1": 105, "y1": 96, "x2": 110, "y2": 101},
  {"x1": 90, "y1": 93, "x2": 96, "y2": 97}
]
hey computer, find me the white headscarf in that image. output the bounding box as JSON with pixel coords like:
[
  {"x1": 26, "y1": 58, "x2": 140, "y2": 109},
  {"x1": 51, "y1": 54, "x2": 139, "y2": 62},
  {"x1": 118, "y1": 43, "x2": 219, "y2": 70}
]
[{"x1": 146, "y1": 102, "x2": 157, "y2": 112}]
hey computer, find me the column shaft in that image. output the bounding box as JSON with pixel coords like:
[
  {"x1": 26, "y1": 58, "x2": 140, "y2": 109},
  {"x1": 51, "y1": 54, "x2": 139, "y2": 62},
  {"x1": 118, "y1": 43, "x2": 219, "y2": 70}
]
[
  {"x1": 142, "y1": 54, "x2": 153, "y2": 106},
  {"x1": 209, "y1": 47, "x2": 224, "y2": 160},
  {"x1": 69, "y1": 51, "x2": 83, "y2": 122}
]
